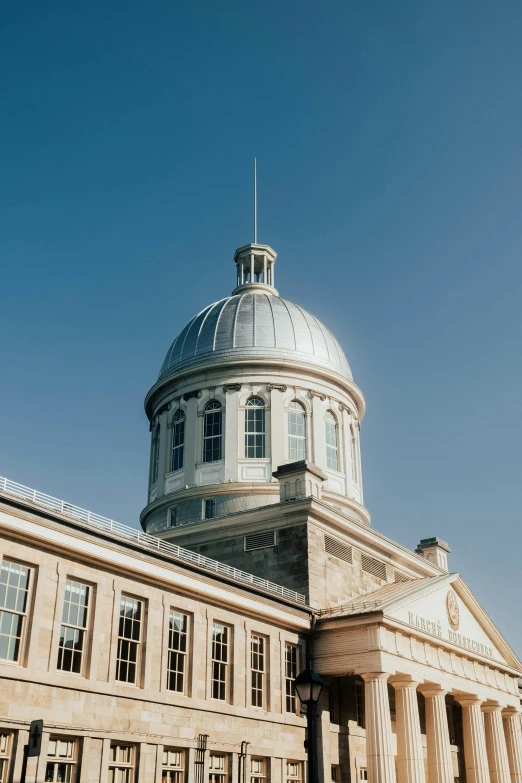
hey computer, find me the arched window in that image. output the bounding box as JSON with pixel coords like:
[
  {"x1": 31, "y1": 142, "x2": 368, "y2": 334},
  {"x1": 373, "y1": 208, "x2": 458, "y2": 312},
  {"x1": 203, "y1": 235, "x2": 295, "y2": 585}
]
[
  {"x1": 245, "y1": 397, "x2": 265, "y2": 458},
  {"x1": 203, "y1": 401, "x2": 223, "y2": 463},
  {"x1": 171, "y1": 410, "x2": 185, "y2": 472},
  {"x1": 150, "y1": 423, "x2": 160, "y2": 485},
  {"x1": 325, "y1": 411, "x2": 339, "y2": 471},
  {"x1": 287, "y1": 400, "x2": 307, "y2": 461}
]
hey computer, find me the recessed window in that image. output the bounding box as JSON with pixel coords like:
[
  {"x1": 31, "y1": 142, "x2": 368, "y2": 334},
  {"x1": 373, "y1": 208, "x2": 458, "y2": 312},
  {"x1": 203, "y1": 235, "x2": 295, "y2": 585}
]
[
  {"x1": 150, "y1": 423, "x2": 160, "y2": 485},
  {"x1": 211, "y1": 623, "x2": 229, "y2": 701},
  {"x1": 57, "y1": 580, "x2": 90, "y2": 675},
  {"x1": 250, "y1": 758, "x2": 268, "y2": 783},
  {"x1": 209, "y1": 754, "x2": 230, "y2": 783},
  {"x1": 108, "y1": 743, "x2": 135, "y2": 783},
  {"x1": 251, "y1": 634, "x2": 266, "y2": 708},
  {"x1": 359, "y1": 771, "x2": 368, "y2": 782},
  {"x1": 285, "y1": 643, "x2": 298, "y2": 713},
  {"x1": 245, "y1": 397, "x2": 265, "y2": 458},
  {"x1": 0, "y1": 559, "x2": 32, "y2": 663},
  {"x1": 167, "y1": 610, "x2": 188, "y2": 694},
  {"x1": 171, "y1": 410, "x2": 185, "y2": 472},
  {"x1": 162, "y1": 749, "x2": 185, "y2": 783},
  {"x1": 45, "y1": 737, "x2": 78, "y2": 783},
  {"x1": 168, "y1": 507, "x2": 178, "y2": 528},
  {"x1": 203, "y1": 498, "x2": 216, "y2": 520},
  {"x1": 203, "y1": 401, "x2": 223, "y2": 463},
  {"x1": 331, "y1": 766, "x2": 340, "y2": 783},
  {"x1": 116, "y1": 596, "x2": 142, "y2": 685},
  {"x1": 287, "y1": 401, "x2": 306, "y2": 461},
  {"x1": 0, "y1": 733, "x2": 13, "y2": 783},
  {"x1": 325, "y1": 411, "x2": 339, "y2": 471},
  {"x1": 286, "y1": 761, "x2": 302, "y2": 783}
]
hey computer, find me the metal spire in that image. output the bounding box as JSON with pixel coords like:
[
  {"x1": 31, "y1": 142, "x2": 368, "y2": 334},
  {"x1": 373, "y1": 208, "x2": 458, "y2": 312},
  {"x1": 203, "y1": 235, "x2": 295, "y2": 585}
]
[{"x1": 254, "y1": 157, "x2": 257, "y2": 244}]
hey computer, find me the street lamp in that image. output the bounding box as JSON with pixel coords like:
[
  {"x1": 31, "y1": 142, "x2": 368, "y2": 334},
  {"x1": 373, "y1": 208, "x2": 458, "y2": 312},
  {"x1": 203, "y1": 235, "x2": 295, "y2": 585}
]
[{"x1": 294, "y1": 669, "x2": 324, "y2": 783}]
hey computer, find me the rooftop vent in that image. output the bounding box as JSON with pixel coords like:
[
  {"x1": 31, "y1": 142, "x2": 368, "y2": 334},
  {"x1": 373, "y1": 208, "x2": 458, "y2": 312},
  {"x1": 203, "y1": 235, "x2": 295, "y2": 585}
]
[
  {"x1": 244, "y1": 530, "x2": 276, "y2": 551},
  {"x1": 361, "y1": 553, "x2": 387, "y2": 581},
  {"x1": 324, "y1": 535, "x2": 353, "y2": 564}
]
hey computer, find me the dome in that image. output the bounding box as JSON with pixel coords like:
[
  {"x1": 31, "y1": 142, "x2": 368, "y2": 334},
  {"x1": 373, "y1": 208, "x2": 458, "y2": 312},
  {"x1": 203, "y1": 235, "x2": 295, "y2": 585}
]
[{"x1": 159, "y1": 291, "x2": 352, "y2": 381}]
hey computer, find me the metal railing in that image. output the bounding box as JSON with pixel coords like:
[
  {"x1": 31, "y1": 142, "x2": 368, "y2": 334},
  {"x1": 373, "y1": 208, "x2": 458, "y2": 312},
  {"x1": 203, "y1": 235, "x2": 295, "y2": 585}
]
[{"x1": 0, "y1": 476, "x2": 306, "y2": 605}]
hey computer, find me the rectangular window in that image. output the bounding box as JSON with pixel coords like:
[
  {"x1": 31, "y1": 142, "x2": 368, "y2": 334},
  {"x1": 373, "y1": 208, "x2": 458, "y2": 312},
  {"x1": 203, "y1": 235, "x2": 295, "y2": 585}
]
[
  {"x1": 285, "y1": 643, "x2": 298, "y2": 713},
  {"x1": 250, "y1": 758, "x2": 267, "y2": 783},
  {"x1": 209, "y1": 754, "x2": 229, "y2": 783},
  {"x1": 0, "y1": 733, "x2": 13, "y2": 783},
  {"x1": 116, "y1": 596, "x2": 142, "y2": 685},
  {"x1": 355, "y1": 681, "x2": 365, "y2": 728},
  {"x1": 168, "y1": 507, "x2": 178, "y2": 528},
  {"x1": 162, "y1": 748, "x2": 185, "y2": 783},
  {"x1": 108, "y1": 743, "x2": 135, "y2": 783},
  {"x1": 204, "y1": 498, "x2": 216, "y2": 520},
  {"x1": 245, "y1": 400, "x2": 265, "y2": 458},
  {"x1": 0, "y1": 559, "x2": 31, "y2": 663},
  {"x1": 359, "y1": 772, "x2": 368, "y2": 782},
  {"x1": 45, "y1": 737, "x2": 78, "y2": 783},
  {"x1": 167, "y1": 610, "x2": 188, "y2": 694},
  {"x1": 251, "y1": 634, "x2": 265, "y2": 708},
  {"x1": 57, "y1": 580, "x2": 90, "y2": 674},
  {"x1": 331, "y1": 767, "x2": 339, "y2": 783},
  {"x1": 211, "y1": 623, "x2": 229, "y2": 701},
  {"x1": 286, "y1": 761, "x2": 302, "y2": 783}
]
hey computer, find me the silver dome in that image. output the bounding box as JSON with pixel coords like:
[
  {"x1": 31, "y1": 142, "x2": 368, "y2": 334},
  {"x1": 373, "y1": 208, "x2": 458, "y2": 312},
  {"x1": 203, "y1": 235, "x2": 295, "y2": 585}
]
[{"x1": 159, "y1": 292, "x2": 352, "y2": 381}]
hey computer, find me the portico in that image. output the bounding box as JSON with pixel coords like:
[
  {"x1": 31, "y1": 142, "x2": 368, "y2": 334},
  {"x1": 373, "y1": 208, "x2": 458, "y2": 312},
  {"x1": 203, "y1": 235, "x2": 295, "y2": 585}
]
[{"x1": 315, "y1": 574, "x2": 522, "y2": 783}]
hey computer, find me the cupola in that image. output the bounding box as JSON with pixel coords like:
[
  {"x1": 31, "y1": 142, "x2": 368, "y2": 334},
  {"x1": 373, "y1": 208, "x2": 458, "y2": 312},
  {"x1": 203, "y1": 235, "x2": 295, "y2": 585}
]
[{"x1": 232, "y1": 243, "x2": 278, "y2": 295}]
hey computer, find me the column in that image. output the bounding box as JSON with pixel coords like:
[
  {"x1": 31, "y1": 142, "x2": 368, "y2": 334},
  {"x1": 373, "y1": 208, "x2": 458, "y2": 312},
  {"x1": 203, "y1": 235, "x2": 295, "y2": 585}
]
[
  {"x1": 422, "y1": 686, "x2": 453, "y2": 783},
  {"x1": 224, "y1": 388, "x2": 240, "y2": 482},
  {"x1": 361, "y1": 672, "x2": 397, "y2": 783},
  {"x1": 316, "y1": 688, "x2": 332, "y2": 783},
  {"x1": 503, "y1": 709, "x2": 522, "y2": 782},
  {"x1": 394, "y1": 680, "x2": 425, "y2": 783},
  {"x1": 263, "y1": 254, "x2": 267, "y2": 284},
  {"x1": 270, "y1": 388, "x2": 285, "y2": 474},
  {"x1": 457, "y1": 696, "x2": 491, "y2": 783},
  {"x1": 483, "y1": 705, "x2": 510, "y2": 783},
  {"x1": 250, "y1": 252, "x2": 254, "y2": 282},
  {"x1": 183, "y1": 396, "x2": 199, "y2": 486}
]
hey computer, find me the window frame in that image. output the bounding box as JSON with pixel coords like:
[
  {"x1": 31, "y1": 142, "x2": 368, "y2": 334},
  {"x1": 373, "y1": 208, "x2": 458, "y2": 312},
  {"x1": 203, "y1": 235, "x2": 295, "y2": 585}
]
[
  {"x1": 167, "y1": 609, "x2": 189, "y2": 695},
  {"x1": 57, "y1": 578, "x2": 91, "y2": 676},
  {"x1": 0, "y1": 732, "x2": 13, "y2": 783},
  {"x1": 108, "y1": 742, "x2": 136, "y2": 783},
  {"x1": 250, "y1": 633, "x2": 266, "y2": 709},
  {"x1": 45, "y1": 736, "x2": 78, "y2": 783},
  {"x1": 0, "y1": 558, "x2": 33, "y2": 665},
  {"x1": 115, "y1": 595, "x2": 143, "y2": 686},
  {"x1": 162, "y1": 748, "x2": 186, "y2": 783},
  {"x1": 171, "y1": 410, "x2": 186, "y2": 473},
  {"x1": 285, "y1": 761, "x2": 302, "y2": 783},
  {"x1": 250, "y1": 757, "x2": 268, "y2": 783},
  {"x1": 287, "y1": 400, "x2": 307, "y2": 462},
  {"x1": 211, "y1": 622, "x2": 230, "y2": 702},
  {"x1": 284, "y1": 643, "x2": 299, "y2": 713},
  {"x1": 208, "y1": 753, "x2": 230, "y2": 783},
  {"x1": 324, "y1": 410, "x2": 339, "y2": 472},
  {"x1": 203, "y1": 498, "x2": 216, "y2": 520},
  {"x1": 244, "y1": 396, "x2": 266, "y2": 459},
  {"x1": 202, "y1": 401, "x2": 223, "y2": 464},
  {"x1": 150, "y1": 423, "x2": 161, "y2": 485}
]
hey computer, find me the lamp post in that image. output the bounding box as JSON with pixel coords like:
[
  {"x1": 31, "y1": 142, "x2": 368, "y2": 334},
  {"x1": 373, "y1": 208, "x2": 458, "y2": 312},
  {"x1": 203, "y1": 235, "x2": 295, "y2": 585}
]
[{"x1": 294, "y1": 668, "x2": 324, "y2": 783}]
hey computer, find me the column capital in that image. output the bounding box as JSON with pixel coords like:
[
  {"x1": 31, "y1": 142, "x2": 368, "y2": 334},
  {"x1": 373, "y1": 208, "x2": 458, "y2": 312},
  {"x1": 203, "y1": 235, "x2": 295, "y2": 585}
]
[
  {"x1": 502, "y1": 706, "x2": 521, "y2": 718},
  {"x1": 361, "y1": 671, "x2": 391, "y2": 683},
  {"x1": 456, "y1": 694, "x2": 484, "y2": 708},
  {"x1": 482, "y1": 702, "x2": 504, "y2": 714},
  {"x1": 419, "y1": 684, "x2": 448, "y2": 698},
  {"x1": 393, "y1": 679, "x2": 421, "y2": 691}
]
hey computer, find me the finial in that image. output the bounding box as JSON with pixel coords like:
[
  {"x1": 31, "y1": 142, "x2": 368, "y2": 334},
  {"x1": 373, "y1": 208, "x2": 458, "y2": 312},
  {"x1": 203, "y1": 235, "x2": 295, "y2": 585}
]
[{"x1": 254, "y1": 157, "x2": 257, "y2": 244}]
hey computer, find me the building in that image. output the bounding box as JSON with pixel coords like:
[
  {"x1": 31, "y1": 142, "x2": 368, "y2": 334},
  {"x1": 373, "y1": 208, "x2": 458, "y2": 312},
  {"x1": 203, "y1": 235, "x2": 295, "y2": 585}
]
[{"x1": 0, "y1": 241, "x2": 521, "y2": 783}]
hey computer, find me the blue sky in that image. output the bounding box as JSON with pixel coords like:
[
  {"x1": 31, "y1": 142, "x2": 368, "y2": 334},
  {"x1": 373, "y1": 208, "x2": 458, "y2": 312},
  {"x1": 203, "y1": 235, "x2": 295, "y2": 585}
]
[{"x1": 1, "y1": 1, "x2": 521, "y2": 648}]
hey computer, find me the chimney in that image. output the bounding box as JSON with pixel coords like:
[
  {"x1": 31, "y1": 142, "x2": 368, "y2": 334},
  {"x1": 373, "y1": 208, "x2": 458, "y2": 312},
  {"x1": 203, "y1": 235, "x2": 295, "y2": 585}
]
[
  {"x1": 415, "y1": 537, "x2": 451, "y2": 572},
  {"x1": 272, "y1": 460, "x2": 327, "y2": 502}
]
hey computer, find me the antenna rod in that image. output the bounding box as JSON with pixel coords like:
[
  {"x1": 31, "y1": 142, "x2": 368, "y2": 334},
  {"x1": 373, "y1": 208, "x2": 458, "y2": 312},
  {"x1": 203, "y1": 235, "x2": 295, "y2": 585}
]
[{"x1": 254, "y1": 157, "x2": 257, "y2": 244}]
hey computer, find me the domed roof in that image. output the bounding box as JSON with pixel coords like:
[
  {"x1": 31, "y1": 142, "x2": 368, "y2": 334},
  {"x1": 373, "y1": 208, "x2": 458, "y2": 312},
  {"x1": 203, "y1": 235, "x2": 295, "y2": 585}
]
[{"x1": 158, "y1": 292, "x2": 352, "y2": 381}]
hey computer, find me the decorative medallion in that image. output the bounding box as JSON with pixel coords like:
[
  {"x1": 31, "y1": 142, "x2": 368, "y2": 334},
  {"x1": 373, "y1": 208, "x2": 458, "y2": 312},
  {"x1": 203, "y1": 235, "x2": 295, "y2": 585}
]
[{"x1": 446, "y1": 590, "x2": 460, "y2": 631}]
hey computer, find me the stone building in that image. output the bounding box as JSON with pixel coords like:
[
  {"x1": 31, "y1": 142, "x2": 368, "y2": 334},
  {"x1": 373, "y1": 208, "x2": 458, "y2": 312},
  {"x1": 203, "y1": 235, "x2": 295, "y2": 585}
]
[{"x1": 0, "y1": 241, "x2": 521, "y2": 783}]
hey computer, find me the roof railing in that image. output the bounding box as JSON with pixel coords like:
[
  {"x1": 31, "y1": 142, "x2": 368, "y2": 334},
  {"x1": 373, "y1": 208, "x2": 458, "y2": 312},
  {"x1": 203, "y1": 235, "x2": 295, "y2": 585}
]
[{"x1": 0, "y1": 476, "x2": 306, "y2": 606}]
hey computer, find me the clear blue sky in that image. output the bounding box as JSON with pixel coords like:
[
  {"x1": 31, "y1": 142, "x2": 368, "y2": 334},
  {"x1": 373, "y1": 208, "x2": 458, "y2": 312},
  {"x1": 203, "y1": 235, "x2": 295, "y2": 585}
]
[{"x1": 1, "y1": 2, "x2": 521, "y2": 649}]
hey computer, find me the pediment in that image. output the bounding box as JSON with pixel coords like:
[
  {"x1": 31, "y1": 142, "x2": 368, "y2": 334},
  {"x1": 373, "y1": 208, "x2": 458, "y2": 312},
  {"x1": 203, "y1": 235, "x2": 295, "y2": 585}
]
[{"x1": 384, "y1": 574, "x2": 519, "y2": 669}]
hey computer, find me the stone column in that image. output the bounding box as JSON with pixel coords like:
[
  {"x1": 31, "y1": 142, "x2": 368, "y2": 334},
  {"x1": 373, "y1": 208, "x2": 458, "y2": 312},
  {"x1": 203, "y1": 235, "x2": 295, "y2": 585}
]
[
  {"x1": 422, "y1": 686, "x2": 453, "y2": 783},
  {"x1": 503, "y1": 709, "x2": 522, "y2": 782},
  {"x1": 361, "y1": 672, "x2": 397, "y2": 783},
  {"x1": 457, "y1": 696, "x2": 491, "y2": 783},
  {"x1": 483, "y1": 705, "x2": 510, "y2": 783},
  {"x1": 394, "y1": 680, "x2": 425, "y2": 783}
]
